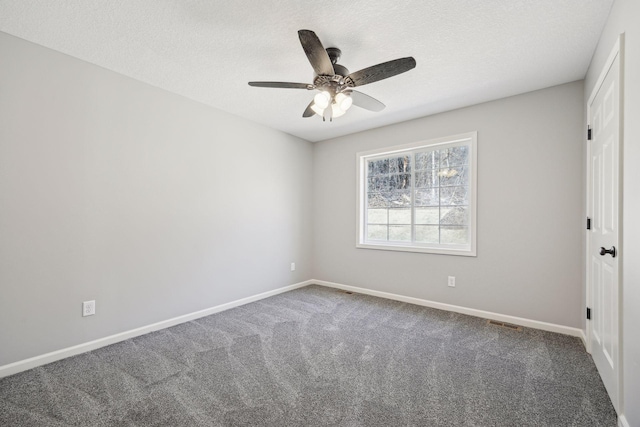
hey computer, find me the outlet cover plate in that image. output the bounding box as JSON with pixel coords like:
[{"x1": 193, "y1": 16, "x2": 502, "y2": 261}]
[
  {"x1": 448, "y1": 276, "x2": 456, "y2": 287},
  {"x1": 83, "y1": 300, "x2": 95, "y2": 316}
]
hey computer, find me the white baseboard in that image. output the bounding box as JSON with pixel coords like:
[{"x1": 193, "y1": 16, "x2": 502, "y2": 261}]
[
  {"x1": 619, "y1": 414, "x2": 630, "y2": 427},
  {"x1": 313, "y1": 280, "x2": 584, "y2": 338},
  {"x1": 579, "y1": 329, "x2": 588, "y2": 349},
  {"x1": 0, "y1": 280, "x2": 313, "y2": 379}
]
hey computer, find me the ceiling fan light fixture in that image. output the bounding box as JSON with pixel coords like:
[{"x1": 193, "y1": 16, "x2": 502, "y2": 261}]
[
  {"x1": 314, "y1": 91, "x2": 331, "y2": 109},
  {"x1": 310, "y1": 103, "x2": 325, "y2": 116},
  {"x1": 335, "y1": 92, "x2": 353, "y2": 111},
  {"x1": 331, "y1": 103, "x2": 346, "y2": 118}
]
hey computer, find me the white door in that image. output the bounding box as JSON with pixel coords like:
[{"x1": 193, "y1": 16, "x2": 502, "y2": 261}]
[{"x1": 587, "y1": 43, "x2": 621, "y2": 413}]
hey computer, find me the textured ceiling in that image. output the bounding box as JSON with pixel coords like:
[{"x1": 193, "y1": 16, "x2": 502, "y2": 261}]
[{"x1": 0, "y1": 0, "x2": 613, "y2": 142}]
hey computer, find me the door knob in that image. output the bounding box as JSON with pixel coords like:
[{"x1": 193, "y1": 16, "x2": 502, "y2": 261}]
[{"x1": 600, "y1": 246, "x2": 617, "y2": 258}]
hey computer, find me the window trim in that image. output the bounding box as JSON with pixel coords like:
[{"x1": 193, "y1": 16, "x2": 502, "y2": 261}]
[{"x1": 356, "y1": 131, "x2": 477, "y2": 257}]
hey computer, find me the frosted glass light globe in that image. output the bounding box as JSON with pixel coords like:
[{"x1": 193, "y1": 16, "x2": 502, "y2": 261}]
[
  {"x1": 331, "y1": 103, "x2": 346, "y2": 117},
  {"x1": 335, "y1": 92, "x2": 353, "y2": 111},
  {"x1": 313, "y1": 91, "x2": 331, "y2": 109},
  {"x1": 310, "y1": 103, "x2": 324, "y2": 116}
]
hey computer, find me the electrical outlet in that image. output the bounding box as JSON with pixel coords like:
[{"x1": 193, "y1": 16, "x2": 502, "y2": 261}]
[
  {"x1": 290, "y1": 262, "x2": 296, "y2": 272},
  {"x1": 83, "y1": 300, "x2": 95, "y2": 317},
  {"x1": 448, "y1": 276, "x2": 456, "y2": 287}
]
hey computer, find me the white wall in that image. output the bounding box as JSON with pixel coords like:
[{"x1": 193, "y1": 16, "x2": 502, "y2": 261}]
[
  {"x1": 585, "y1": 0, "x2": 640, "y2": 424},
  {"x1": 313, "y1": 81, "x2": 584, "y2": 328},
  {"x1": 0, "y1": 32, "x2": 314, "y2": 367}
]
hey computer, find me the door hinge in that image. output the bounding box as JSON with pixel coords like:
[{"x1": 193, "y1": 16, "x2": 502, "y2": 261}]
[
  {"x1": 587, "y1": 126, "x2": 592, "y2": 140},
  {"x1": 587, "y1": 217, "x2": 591, "y2": 230},
  {"x1": 587, "y1": 307, "x2": 591, "y2": 320}
]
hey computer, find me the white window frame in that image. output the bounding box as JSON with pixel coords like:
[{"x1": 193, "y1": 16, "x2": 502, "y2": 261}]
[{"x1": 356, "y1": 132, "x2": 477, "y2": 256}]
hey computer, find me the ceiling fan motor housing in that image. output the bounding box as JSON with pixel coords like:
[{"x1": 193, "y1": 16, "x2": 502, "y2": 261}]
[
  {"x1": 332, "y1": 63, "x2": 350, "y2": 77},
  {"x1": 312, "y1": 47, "x2": 351, "y2": 96},
  {"x1": 326, "y1": 47, "x2": 349, "y2": 76}
]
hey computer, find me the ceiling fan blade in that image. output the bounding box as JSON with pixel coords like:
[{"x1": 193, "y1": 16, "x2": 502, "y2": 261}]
[
  {"x1": 349, "y1": 90, "x2": 385, "y2": 112},
  {"x1": 303, "y1": 101, "x2": 315, "y2": 117},
  {"x1": 248, "y1": 81, "x2": 314, "y2": 89},
  {"x1": 346, "y1": 57, "x2": 416, "y2": 87},
  {"x1": 298, "y1": 30, "x2": 335, "y2": 76}
]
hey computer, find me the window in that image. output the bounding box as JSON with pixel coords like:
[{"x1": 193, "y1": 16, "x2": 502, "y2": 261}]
[{"x1": 357, "y1": 132, "x2": 477, "y2": 256}]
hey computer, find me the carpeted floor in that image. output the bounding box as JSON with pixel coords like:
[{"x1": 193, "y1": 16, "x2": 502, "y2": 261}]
[{"x1": 0, "y1": 285, "x2": 617, "y2": 426}]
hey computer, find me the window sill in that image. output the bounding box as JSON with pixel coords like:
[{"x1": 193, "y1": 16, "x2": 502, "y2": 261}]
[{"x1": 356, "y1": 242, "x2": 476, "y2": 257}]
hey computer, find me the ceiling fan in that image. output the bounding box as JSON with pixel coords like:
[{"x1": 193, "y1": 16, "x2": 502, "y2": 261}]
[{"x1": 248, "y1": 30, "x2": 416, "y2": 121}]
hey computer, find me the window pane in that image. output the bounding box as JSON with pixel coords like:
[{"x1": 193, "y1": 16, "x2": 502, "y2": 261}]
[
  {"x1": 369, "y1": 159, "x2": 389, "y2": 175},
  {"x1": 367, "y1": 209, "x2": 388, "y2": 224},
  {"x1": 441, "y1": 226, "x2": 469, "y2": 244},
  {"x1": 389, "y1": 225, "x2": 411, "y2": 241},
  {"x1": 390, "y1": 173, "x2": 411, "y2": 190},
  {"x1": 389, "y1": 190, "x2": 411, "y2": 207},
  {"x1": 415, "y1": 170, "x2": 438, "y2": 188},
  {"x1": 415, "y1": 225, "x2": 439, "y2": 243},
  {"x1": 368, "y1": 176, "x2": 389, "y2": 192},
  {"x1": 440, "y1": 207, "x2": 468, "y2": 225},
  {"x1": 389, "y1": 156, "x2": 411, "y2": 173},
  {"x1": 368, "y1": 192, "x2": 390, "y2": 208},
  {"x1": 415, "y1": 207, "x2": 439, "y2": 224},
  {"x1": 440, "y1": 146, "x2": 469, "y2": 167},
  {"x1": 415, "y1": 151, "x2": 439, "y2": 170},
  {"x1": 440, "y1": 186, "x2": 469, "y2": 206},
  {"x1": 439, "y1": 165, "x2": 468, "y2": 187},
  {"x1": 367, "y1": 225, "x2": 388, "y2": 241},
  {"x1": 389, "y1": 208, "x2": 411, "y2": 224},
  {"x1": 415, "y1": 189, "x2": 439, "y2": 207}
]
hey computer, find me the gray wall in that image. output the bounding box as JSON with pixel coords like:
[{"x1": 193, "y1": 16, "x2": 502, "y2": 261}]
[
  {"x1": 585, "y1": 0, "x2": 640, "y2": 424},
  {"x1": 0, "y1": 32, "x2": 314, "y2": 366},
  {"x1": 313, "y1": 81, "x2": 584, "y2": 328}
]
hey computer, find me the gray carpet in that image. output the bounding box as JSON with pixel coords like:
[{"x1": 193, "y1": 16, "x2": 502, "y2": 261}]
[{"x1": 0, "y1": 285, "x2": 617, "y2": 426}]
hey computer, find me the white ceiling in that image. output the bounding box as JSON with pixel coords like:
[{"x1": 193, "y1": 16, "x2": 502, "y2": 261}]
[{"x1": 0, "y1": 0, "x2": 613, "y2": 142}]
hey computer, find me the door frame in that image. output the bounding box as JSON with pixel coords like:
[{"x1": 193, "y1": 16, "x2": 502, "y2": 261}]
[{"x1": 585, "y1": 33, "x2": 624, "y2": 412}]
